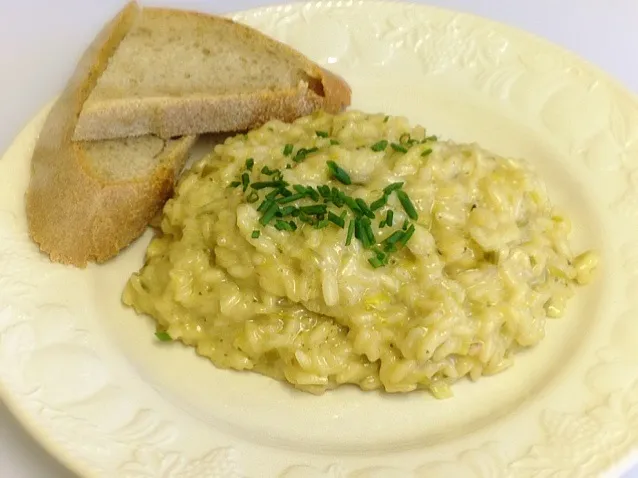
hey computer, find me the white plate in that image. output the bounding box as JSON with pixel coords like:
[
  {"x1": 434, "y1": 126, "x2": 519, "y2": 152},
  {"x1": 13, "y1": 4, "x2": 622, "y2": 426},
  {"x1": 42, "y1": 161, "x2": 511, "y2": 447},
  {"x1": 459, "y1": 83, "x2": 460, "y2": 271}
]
[{"x1": 1, "y1": 1, "x2": 638, "y2": 476}]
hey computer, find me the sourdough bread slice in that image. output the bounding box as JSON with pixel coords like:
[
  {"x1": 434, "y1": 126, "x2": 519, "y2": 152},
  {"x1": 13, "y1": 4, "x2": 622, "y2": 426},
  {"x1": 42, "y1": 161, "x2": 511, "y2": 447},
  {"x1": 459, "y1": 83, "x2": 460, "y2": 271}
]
[
  {"x1": 26, "y1": 3, "x2": 197, "y2": 267},
  {"x1": 73, "y1": 6, "x2": 351, "y2": 141}
]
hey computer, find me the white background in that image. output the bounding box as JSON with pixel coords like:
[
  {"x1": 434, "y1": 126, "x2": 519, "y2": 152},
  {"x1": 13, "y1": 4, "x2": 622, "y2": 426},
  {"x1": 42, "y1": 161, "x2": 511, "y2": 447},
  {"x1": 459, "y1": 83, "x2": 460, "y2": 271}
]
[{"x1": 1, "y1": 1, "x2": 637, "y2": 477}]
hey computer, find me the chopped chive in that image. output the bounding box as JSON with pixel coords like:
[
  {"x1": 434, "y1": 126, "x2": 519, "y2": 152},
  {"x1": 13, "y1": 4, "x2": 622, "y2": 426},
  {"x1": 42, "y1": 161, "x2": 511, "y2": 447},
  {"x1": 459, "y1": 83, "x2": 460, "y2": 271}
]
[
  {"x1": 293, "y1": 184, "x2": 307, "y2": 194},
  {"x1": 421, "y1": 148, "x2": 433, "y2": 157},
  {"x1": 155, "y1": 331, "x2": 172, "y2": 341},
  {"x1": 275, "y1": 219, "x2": 294, "y2": 231},
  {"x1": 299, "y1": 212, "x2": 313, "y2": 224},
  {"x1": 241, "y1": 173, "x2": 250, "y2": 192},
  {"x1": 261, "y1": 165, "x2": 277, "y2": 175},
  {"x1": 327, "y1": 161, "x2": 352, "y2": 185},
  {"x1": 402, "y1": 219, "x2": 409, "y2": 230},
  {"x1": 316, "y1": 130, "x2": 329, "y2": 138},
  {"x1": 355, "y1": 198, "x2": 375, "y2": 219},
  {"x1": 383, "y1": 182, "x2": 404, "y2": 194},
  {"x1": 251, "y1": 230, "x2": 260, "y2": 239},
  {"x1": 379, "y1": 220, "x2": 386, "y2": 228},
  {"x1": 286, "y1": 164, "x2": 292, "y2": 169},
  {"x1": 344, "y1": 196, "x2": 362, "y2": 215},
  {"x1": 396, "y1": 190, "x2": 418, "y2": 220},
  {"x1": 328, "y1": 212, "x2": 345, "y2": 228},
  {"x1": 330, "y1": 139, "x2": 340, "y2": 145},
  {"x1": 289, "y1": 220, "x2": 298, "y2": 231},
  {"x1": 331, "y1": 187, "x2": 345, "y2": 207},
  {"x1": 277, "y1": 193, "x2": 305, "y2": 204},
  {"x1": 283, "y1": 144, "x2": 294, "y2": 156},
  {"x1": 245, "y1": 158, "x2": 254, "y2": 171},
  {"x1": 346, "y1": 219, "x2": 355, "y2": 245},
  {"x1": 246, "y1": 191, "x2": 259, "y2": 203},
  {"x1": 291, "y1": 208, "x2": 301, "y2": 217},
  {"x1": 384, "y1": 243, "x2": 398, "y2": 253},
  {"x1": 305, "y1": 186, "x2": 320, "y2": 201},
  {"x1": 279, "y1": 206, "x2": 297, "y2": 216},
  {"x1": 391, "y1": 143, "x2": 408, "y2": 153},
  {"x1": 314, "y1": 218, "x2": 330, "y2": 229},
  {"x1": 370, "y1": 195, "x2": 387, "y2": 211},
  {"x1": 425, "y1": 135, "x2": 438, "y2": 142},
  {"x1": 399, "y1": 224, "x2": 415, "y2": 245},
  {"x1": 265, "y1": 189, "x2": 280, "y2": 200},
  {"x1": 384, "y1": 230, "x2": 405, "y2": 245},
  {"x1": 361, "y1": 217, "x2": 375, "y2": 246},
  {"x1": 354, "y1": 217, "x2": 362, "y2": 241},
  {"x1": 339, "y1": 210, "x2": 347, "y2": 220},
  {"x1": 386, "y1": 210, "x2": 394, "y2": 226},
  {"x1": 293, "y1": 147, "x2": 319, "y2": 163},
  {"x1": 368, "y1": 256, "x2": 384, "y2": 268},
  {"x1": 371, "y1": 140, "x2": 388, "y2": 152},
  {"x1": 251, "y1": 180, "x2": 288, "y2": 190},
  {"x1": 229, "y1": 181, "x2": 241, "y2": 188},
  {"x1": 373, "y1": 247, "x2": 387, "y2": 261},
  {"x1": 383, "y1": 116, "x2": 389, "y2": 123},
  {"x1": 399, "y1": 133, "x2": 411, "y2": 144},
  {"x1": 260, "y1": 202, "x2": 280, "y2": 225},
  {"x1": 279, "y1": 188, "x2": 293, "y2": 197},
  {"x1": 299, "y1": 204, "x2": 327, "y2": 215},
  {"x1": 318, "y1": 185, "x2": 331, "y2": 198},
  {"x1": 257, "y1": 199, "x2": 274, "y2": 213}
]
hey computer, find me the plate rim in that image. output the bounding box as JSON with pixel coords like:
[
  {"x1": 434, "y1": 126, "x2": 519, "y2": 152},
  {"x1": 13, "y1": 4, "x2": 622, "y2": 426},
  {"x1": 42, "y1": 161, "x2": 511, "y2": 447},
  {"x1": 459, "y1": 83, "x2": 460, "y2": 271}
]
[{"x1": 1, "y1": 1, "x2": 638, "y2": 477}]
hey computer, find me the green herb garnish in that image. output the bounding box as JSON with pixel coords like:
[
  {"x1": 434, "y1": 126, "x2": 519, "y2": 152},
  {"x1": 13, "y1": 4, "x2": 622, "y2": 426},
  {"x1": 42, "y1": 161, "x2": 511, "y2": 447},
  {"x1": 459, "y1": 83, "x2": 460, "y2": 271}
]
[
  {"x1": 421, "y1": 148, "x2": 433, "y2": 156},
  {"x1": 293, "y1": 147, "x2": 318, "y2": 163},
  {"x1": 328, "y1": 212, "x2": 345, "y2": 228},
  {"x1": 246, "y1": 191, "x2": 259, "y2": 203},
  {"x1": 383, "y1": 182, "x2": 404, "y2": 194},
  {"x1": 396, "y1": 190, "x2": 418, "y2": 220},
  {"x1": 327, "y1": 161, "x2": 352, "y2": 185},
  {"x1": 355, "y1": 198, "x2": 374, "y2": 219},
  {"x1": 277, "y1": 193, "x2": 305, "y2": 204},
  {"x1": 299, "y1": 204, "x2": 327, "y2": 215},
  {"x1": 399, "y1": 224, "x2": 416, "y2": 245},
  {"x1": 283, "y1": 144, "x2": 294, "y2": 156},
  {"x1": 245, "y1": 158, "x2": 254, "y2": 171},
  {"x1": 251, "y1": 230, "x2": 260, "y2": 239},
  {"x1": 155, "y1": 331, "x2": 172, "y2": 342},
  {"x1": 391, "y1": 143, "x2": 408, "y2": 153},
  {"x1": 251, "y1": 180, "x2": 288, "y2": 190},
  {"x1": 371, "y1": 140, "x2": 388, "y2": 152},
  {"x1": 260, "y1": 202, "x2": 280, "y2": 225},
  {"x1": 370, "y1": 195, "x2": 387, "y2": 211},
  {"x1": 275, "y1": 219, "x2": 295, "y2": 231},
  {"x1": 316, "y1": 130, "x2": 329, "y2": 138},
  {"x1": 346, "y1": 219, "x2": 355, "y2": 245}
]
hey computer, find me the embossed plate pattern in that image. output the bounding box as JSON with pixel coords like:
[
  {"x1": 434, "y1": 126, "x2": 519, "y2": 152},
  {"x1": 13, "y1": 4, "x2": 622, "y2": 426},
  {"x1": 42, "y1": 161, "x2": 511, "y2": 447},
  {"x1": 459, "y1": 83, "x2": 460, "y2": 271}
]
[{"x1": 1, "y1": 1, "x2": 638, "y2": 477}]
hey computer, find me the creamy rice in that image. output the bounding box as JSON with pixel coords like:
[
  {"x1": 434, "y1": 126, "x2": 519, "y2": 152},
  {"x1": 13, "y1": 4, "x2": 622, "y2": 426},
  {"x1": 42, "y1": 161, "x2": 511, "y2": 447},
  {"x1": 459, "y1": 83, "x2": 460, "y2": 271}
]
[{"x1": 122, "y1": 110, "x2": 597, "y2": 397}]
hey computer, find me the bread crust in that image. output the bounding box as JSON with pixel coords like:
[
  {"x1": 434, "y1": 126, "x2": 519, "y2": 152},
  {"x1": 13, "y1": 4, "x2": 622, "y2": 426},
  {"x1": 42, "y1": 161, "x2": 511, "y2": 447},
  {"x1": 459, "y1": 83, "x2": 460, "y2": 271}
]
[
  {"x1": 73, "y1": 7, "x2": 352, "y2": 141},
  {"x1": 26, "y1": 2, "x2": 197, "y2": 267}
]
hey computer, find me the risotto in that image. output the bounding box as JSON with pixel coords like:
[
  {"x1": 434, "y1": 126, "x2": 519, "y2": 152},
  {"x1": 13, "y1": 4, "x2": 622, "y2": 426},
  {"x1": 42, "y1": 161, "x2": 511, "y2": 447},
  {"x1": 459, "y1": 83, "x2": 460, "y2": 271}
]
[{"x1": 122, "y1": 110, "x2": 597, "y2": 397}]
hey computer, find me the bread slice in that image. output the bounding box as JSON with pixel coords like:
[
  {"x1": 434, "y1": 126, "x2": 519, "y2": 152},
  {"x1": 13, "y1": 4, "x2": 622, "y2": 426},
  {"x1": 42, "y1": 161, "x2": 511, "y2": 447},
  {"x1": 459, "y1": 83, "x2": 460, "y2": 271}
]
[
  {"x1": 26, "y1": 2, "x2": 197, "y2": 267},
  {"x1": 73, "y1": 5, "x2": 352, "y2": 141}
]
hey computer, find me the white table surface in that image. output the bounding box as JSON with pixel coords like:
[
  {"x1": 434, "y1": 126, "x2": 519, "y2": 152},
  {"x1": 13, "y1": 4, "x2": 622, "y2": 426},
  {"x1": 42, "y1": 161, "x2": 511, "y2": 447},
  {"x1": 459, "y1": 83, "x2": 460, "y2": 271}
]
[{"x1": 1, "y1": 1, "x2": 637, "y2": 477}]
